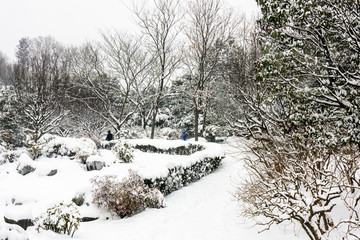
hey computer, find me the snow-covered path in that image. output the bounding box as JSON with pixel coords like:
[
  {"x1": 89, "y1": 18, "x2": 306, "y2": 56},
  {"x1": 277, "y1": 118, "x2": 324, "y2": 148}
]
[{"x1": 28, "y1": 141, "x2": 306, "y2": 240}]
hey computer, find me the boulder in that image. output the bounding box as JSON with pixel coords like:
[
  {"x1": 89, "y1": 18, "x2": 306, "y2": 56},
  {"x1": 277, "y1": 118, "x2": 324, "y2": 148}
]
[
  {"x1": 47, "y1": 169, "x2": 57, "y2": 176},
  {"x1": 4, "y1": 217, "x2": 33, "y2": 231},
  {"x1": 17, "y1": 165, "x2": 35, "y2": 176},
  {"x1": 86, "y1": 160, "x2": 105, "y2": 171},
  {"x1": 81, "y1": 217, "x2": 99, "y2": 222},
  {"x1": 3, "y1": 206, "x2": 34, "y2": 230},
  {"x1": 72, "y1": 193, "x2": 85, "y2": 206}
]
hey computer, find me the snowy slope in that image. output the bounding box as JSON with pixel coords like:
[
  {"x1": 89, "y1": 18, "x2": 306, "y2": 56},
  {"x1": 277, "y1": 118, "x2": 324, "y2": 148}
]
[{"x1": 24, "y1": 139, "x2": 306, "y2": 240}]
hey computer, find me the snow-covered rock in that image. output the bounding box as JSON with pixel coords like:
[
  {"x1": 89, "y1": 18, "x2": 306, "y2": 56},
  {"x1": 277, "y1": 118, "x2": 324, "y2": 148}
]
[
  {"x1": 86, "y1": 156, "x2": 105, "y2": 171},
  {"x1": 16, "y1": 154, "x2": 36, "y2": 176},
  {"x1": 0, "y1": 223, "x2": 29, "y2": 240},
  {"x1": 4, "y1": 205, "x2": 34, "y2": 230},
  {"x1": 72, "y1": 193, "x2": 85, "y2": 206}
]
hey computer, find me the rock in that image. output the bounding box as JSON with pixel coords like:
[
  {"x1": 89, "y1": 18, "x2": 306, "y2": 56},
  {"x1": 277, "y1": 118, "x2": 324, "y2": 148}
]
[
  {"x1": 47, "y1": 169, "x2": 57, "y2": 176},
  {"x1": 86, "y1": 160, "x2": 105, "y2": 171},
  {"x1": 81, "y1": 217, "x2": 99, "y2": 222},
  {"x1": 72, "y1": 194, "x2": 85, "y2": 206},
  {"x1": 17, "y1": 165, "x2": 35, "y2": 176},
  {"x1": 4, "y1": 217, "x2": 33, "y2": 231},
  {"x1": 3, "y1": 206, "x2": 34, "y2": 230}
]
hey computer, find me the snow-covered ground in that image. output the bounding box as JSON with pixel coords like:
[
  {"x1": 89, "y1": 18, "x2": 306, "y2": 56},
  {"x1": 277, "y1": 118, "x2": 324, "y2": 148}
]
[{"x1": 1, "y1": 137, "x2": 307, "y2": 240}]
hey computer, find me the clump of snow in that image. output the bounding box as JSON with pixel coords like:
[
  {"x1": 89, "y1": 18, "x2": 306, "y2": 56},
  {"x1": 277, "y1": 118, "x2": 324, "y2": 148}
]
[
  {"x1": 0, "y1": 223, "x2": 29, "y2": 240},
  {"x1": 16, "y1": 153, "x2": 36, "y2": 172},
  {"x1": 42, "y1": 137, "x2": 97, "y2": 158}
]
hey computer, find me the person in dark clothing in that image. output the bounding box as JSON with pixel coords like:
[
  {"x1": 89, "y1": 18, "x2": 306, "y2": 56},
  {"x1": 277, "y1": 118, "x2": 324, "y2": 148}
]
[{"x1": 105, "y1": 130, "x2": 114, "y2": 141}]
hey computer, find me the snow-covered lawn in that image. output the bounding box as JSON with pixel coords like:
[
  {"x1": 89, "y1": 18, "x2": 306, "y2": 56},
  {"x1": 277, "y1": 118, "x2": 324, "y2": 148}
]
[{"x1": 0, "y1": 137, "x2": 306, "y2": 240}]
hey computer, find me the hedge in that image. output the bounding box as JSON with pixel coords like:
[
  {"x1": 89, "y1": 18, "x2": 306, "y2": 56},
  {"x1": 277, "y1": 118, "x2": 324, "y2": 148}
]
[{"x1": 144, "y1": 156, "x2": 224, "y2": 195}]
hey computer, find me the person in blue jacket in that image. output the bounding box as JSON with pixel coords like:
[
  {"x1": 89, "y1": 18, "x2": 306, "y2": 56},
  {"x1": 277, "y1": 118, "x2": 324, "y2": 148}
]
[{"x1": 181, "y1": 131, "x2": 188, "y2": 141}]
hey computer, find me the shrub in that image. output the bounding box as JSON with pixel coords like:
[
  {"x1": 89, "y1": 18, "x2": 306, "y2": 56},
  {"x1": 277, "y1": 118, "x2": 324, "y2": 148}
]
[
  {"x1": 75, "y1": 150, "x2": 91, "y2": 164},
  {"x1": 91, "y1": 170, "x2": 165, "y2": 218},
  {"x1": 42, "y1": 137, "x2": 97, "y2": 158},
  {"x1": 0, "y1": 150, "x2": 21, "y2": 165},
  {"x1": 112, "y1": 141, "x2": 134, "y2": 163},
  {"x1": 145, "y1": 156, "x2": 223, "y2": 195},
  {"x1": 133, "y1": 143, "x2": 204, "y2": 155},
  {"x1": 26, "y1": 140, "x2": 43, "y2": 160},
  {"x1": 35, "y1": 202, "x2": 80, "y2": 237},
  {"x1": 159, "y1": 127, "x2": 180, "y2": 140}
]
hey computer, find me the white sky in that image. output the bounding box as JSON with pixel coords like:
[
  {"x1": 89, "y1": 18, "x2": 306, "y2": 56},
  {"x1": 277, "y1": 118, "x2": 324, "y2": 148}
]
[{"x1": 0, "y1": 0, "x2": 259, "y2": 60}]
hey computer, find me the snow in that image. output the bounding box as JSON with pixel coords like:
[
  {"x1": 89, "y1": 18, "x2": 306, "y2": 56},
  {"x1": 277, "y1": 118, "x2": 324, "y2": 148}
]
[
  {"x1": 0, "y1": 137, "x2": 306, "y2": 240},
  {"x1": 4, "y1": 206, "x2": 33, "y2": 222}
]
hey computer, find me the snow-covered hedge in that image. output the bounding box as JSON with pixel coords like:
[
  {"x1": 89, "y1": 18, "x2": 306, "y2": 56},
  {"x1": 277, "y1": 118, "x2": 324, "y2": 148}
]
[
  {"x1": 132, "y1": 142, "x2": 205, "y2": 155},
  {"x1": 124, "y1": 139, "x2": 225, "y2": 195},
  {"x1": 42, "y1": 137, "x2": 97, "y2": 158},
  {"x1": 144, "y1": 156, "x2": 223, "y2": 195}
]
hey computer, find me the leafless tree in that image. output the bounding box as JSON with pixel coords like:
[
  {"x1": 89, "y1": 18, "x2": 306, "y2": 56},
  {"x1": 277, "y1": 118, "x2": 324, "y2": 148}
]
[
  {"x1": 0, "y1": 51, "x2": 12, "y2": 86},
  {"x1": 72, "y1": 32, "x2": 153, "y2": 136},
  {"x1": 184, "y1": 0, "x2": 239, "y2": 141},
  {"x1": 133, "y1": 0, "x2": 182, "y2": 138},
  {"x1": 11, "y1": 36, "x2": 71, "y2": 142}
]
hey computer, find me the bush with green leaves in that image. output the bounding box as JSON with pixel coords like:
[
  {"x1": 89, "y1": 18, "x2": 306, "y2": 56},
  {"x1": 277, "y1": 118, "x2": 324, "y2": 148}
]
[
  {"x1": 35, "y1": 202, "x2": 81, "y2": 237},
  {"x1": 91, "y1": 170, "x2": 165, "y2": 218},
  {"x1": 112, "y1": 141, "x2": 134, "y2": 163}
]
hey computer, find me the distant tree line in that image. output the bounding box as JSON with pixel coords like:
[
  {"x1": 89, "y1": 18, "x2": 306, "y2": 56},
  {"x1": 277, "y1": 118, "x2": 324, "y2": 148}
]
[{"x1": 0, "y1": 0, "x2": 259, "y2": 146}]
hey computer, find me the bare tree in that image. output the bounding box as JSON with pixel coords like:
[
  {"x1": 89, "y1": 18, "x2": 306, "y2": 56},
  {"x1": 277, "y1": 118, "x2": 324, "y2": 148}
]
[
  {"x1": 11, "y1": 36, "x2": 71, "y2": 142},
  {"x1": 133, "y1": 0, "x2": 182, "y2": 138},
  {"x1": 72, "y1": 32, "x2": 153, "y2": 136},
  {"x1": 0, "y1": 51, "x2": 12, "y2": 86},
  {"x1": 184, "y1": 0, "x2": 239, "y2": 141}
]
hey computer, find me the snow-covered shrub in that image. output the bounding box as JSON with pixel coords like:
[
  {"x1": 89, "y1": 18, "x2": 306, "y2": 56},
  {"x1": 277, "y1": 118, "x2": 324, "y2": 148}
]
[
  {"x1": 75, "y1": 150, "x2": 91, "y2": 164},
  {"x1": 112, "y1": 141, "x2": 134, "y2": 163},
  {"x1": 205, "y1": 125, "x2": 231, "y2": 138},
  {"x1": 0, "y1": 223, "x2": 29, "y2": 240},
  {"x1": 119, "y1": 128, "x2": 147, "y2": 139},
  {"x1": 133, "y1": 143, "x2": 204, "y2": 155},
  {"x1": 145, "y1": 156, "x2": 223, "y2": 195},
  {"x1": 91, "y1": 170, "x2": 165, "y2": 218},
  {"x1": 42, "y1": 137, "x2": 97, "y2": 158},
  {"x1": 35, "y1": 202, "x2": 81, "y2": 237},
  {"x1": 100, "y1": 140, "x2": 117, "y2": 150},
  {"x1": 0, "y1": 150, "x2": 21, "y2": 165},
  {"x1": 159, "y1": 127, "x2": 180, "y2": 140},
  {"x1": 77, "y1": 132, "x2": 101, "y2": 149},
  {"x1": 26, "y1": 134, "x2": 56, "y2": 159},
  {"x1": 26, "y1": 140, "x2": 43, "y2": 160}
]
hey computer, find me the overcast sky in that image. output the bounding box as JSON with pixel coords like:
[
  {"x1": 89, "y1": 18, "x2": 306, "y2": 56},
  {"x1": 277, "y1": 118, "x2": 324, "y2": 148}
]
[{"x1": 0, "y1": 0, "x2": 259, "y2": 60}]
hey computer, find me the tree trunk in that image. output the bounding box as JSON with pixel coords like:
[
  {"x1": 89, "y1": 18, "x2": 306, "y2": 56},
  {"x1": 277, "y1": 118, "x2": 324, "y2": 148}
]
[
  {"x1": 194, "y1": 107, "x2": 199, "y2": 141},
  {"x1": 200, "y1": 108, "x2": 208, "y2": 137},
  {"x1": 150, "y1": 105, "x2": 159, "y2": 139}
]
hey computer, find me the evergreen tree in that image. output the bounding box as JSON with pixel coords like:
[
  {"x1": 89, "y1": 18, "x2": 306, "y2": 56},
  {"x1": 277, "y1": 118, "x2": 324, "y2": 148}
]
[{"x1": 257, "y1": 0, "x2": 360, "y2": 148}]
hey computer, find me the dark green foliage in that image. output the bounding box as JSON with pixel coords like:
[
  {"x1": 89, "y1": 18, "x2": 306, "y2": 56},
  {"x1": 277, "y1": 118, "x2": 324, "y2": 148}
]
[
  {"x1": 145, "y1": 156, "x2": 223, "y2": 195},
  {"x1": 256, "y1": 0, "x2": 360, "y2": 148},
  {"x1": 133, "y1": 143, "x2": 205, "y2": 155},
  {"x1": 0, "y1": 88, "x2": 25, "y2": 148}
]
